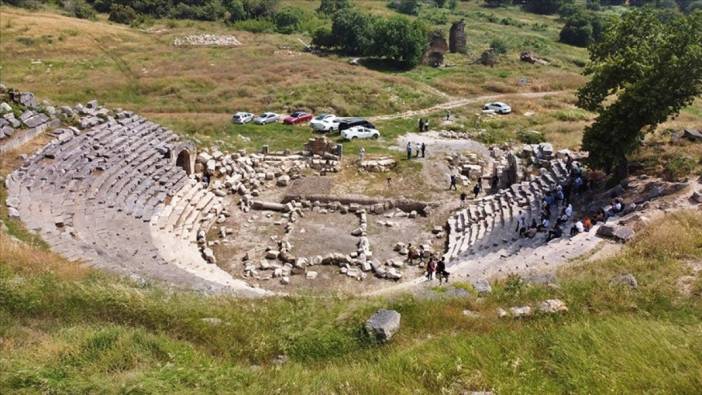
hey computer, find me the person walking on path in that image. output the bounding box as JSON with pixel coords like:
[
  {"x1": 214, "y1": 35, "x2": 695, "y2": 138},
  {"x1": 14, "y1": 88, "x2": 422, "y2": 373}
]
[
  {"x1": 473, "y1": 181, "x2": 481, "y2": 199},
  {"x1": 426, "y1": 257, "x2": 437, "y2": 281},
  {"x1": 445, "y1": 110, "x2": 451, "y2": 121},
  {"x1": 449, "y1": 174, "x2": 458, "y2": 190},
  {"x1": 406, "y1": 142, "x2": 412, "y2": 160},
  {"x1": 460, "y1": 191, "x2": 467, "y2": 207},
  {"x1": 421, "y1": 142, "x2": 426, "y2": 158},
  {"x1": 436, "y1": 257, "x2": 449, "y2": 284}
]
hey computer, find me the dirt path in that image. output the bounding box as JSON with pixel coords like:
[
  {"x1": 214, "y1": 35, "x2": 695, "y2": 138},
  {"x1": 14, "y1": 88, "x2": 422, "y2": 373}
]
[{"x1": 370, "y1": 90, "x2": 570, "y2": 121}]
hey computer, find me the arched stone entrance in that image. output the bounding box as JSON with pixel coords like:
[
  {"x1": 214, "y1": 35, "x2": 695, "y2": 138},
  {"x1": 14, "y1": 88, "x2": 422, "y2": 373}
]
[{"x1": 175, "y1": 149, "x2": 193, "y2": 175}]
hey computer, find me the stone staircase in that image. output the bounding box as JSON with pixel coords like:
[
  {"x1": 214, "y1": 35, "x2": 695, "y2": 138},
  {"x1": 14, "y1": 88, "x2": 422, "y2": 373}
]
[
  {"x1": 445, "y1": 159, "x2": 571, "y2": 265},
  {"x1": 6, "y1": 111, "x2": 261, "y2": 294}
]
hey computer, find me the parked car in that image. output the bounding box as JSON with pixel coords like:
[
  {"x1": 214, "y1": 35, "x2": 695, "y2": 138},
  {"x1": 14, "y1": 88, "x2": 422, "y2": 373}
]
[
  {"x1": 338, "y1": 117, "x2": 376, "y2": 132},
  {"x1": 482, "y1": 102, "x2": 512, "y2": 114},
  {"x1": 253, "y1": 112, "x2": 280, "y2": 125},
  {"x1": 283, "y1": 111, "x2": 314, "y2": 125},
  {"x1": 310, "y1": 114, "x2": 340, "y2": 132},
  {"x1": 341, "y1": 125, "x2": 380, "y2": 140},
  {"x1": 232, "y1": 112, "x2": 254, "y2": 124}
]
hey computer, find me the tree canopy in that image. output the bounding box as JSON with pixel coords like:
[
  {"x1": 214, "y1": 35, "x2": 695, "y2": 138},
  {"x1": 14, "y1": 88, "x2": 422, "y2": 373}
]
[{"x1": 577, "y1": 9, "x2": 702, "y2": 175}]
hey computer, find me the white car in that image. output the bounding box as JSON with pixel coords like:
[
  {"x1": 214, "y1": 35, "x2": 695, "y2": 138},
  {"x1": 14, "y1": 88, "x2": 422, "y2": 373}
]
[
  {"x1": 482, "y1": 102, "x2": 512, "y2": 114},
  {"x1": 310, "y1": 114, "x2": 340, "y2": 132},
  {"x1": 232, "y1": 112, "x2": 254, "y2": 124},
  {"x1": 341, "y1": 125, "x2": 380, "y2": 140},
  {"x1": 253, "y1": 112, "x2": 280, "y2": 125}
]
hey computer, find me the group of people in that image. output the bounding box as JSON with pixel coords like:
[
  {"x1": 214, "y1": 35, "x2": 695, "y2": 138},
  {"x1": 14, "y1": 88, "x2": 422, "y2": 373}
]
[
  {"x1": 513, "y1": 156, "x2": 618, "y2": 243},
  {"x1": 406, "y1": 243, "x2": 450, "y2": 284},
  {"x1": 406, "y1": 142, "x2": 427, "y2": 160}
]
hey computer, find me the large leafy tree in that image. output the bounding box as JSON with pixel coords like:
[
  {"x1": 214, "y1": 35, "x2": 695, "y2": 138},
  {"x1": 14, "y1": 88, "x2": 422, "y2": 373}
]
[
  {"x1": 577, "y1": 9, "x2": 702, "y2": 175},
  {"x1": 370, "y1": 16, "x2": 427, "y2": 67}
]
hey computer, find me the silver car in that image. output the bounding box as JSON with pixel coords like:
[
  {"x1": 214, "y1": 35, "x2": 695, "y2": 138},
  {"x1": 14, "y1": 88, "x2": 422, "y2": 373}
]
[
  {"x1": 254, "y1": 112, "x2": 280, "y2": 125},
  {"x1": 232, "y1": 112, "x2": 254, "y2": 124}
]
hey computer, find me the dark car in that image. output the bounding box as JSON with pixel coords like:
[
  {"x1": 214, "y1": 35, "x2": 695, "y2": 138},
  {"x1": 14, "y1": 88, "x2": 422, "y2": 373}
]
[{"x1": 337, "y1": 117, "x2": 375, "y2": 132}]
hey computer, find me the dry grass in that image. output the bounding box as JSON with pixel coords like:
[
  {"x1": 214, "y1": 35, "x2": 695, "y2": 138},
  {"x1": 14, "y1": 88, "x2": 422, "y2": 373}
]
[
  {"x1": 0, "y1": 7, "x2": 443, "y2": 117},
  {"x1": 0, "y1": 232, "x2": 92, "y2": 282}
]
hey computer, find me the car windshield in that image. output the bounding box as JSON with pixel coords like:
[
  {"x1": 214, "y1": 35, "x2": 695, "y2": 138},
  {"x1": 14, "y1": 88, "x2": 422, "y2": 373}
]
[{"x1": 314, "y1": 114, "x2": 328, "y2": 120}]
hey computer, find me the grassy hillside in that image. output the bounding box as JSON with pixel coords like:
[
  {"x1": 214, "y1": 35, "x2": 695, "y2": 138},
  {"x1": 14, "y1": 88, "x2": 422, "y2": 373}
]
[{"x1": 2, "y1": 204, "x2": 701, "y2": 393}]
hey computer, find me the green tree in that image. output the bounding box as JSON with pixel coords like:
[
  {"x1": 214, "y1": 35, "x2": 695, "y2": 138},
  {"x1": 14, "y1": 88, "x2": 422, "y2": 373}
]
[
  {"x1": 524, "y1": 0, "x2": 573, "y2": 14},
  {"x1": 108, "y1": 4, "x2": 138, "y2": 24},
  {"x1": 559, "y1": 12, "x2": 594, "y2": 47},
  {"x1": 317, "y1": 0, "x2": 351, "y2": 15},
  {"x1": 577, "y1": 9, "x2": 702, "y2": 176},
  {"x1": 273, "y1": 7, "x2": 303, "y2": 33},
  {"x1": 370, "y1": 16, "x2": 427, "y2": 67},
  {"x1": 329, "y1": 8, "x2": 376, "y2": 55}
]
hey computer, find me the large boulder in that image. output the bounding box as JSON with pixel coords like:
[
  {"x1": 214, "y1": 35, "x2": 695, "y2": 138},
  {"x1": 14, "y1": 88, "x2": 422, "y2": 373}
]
[
  {"x1": 365, "y1": 309, "x2": 401, "y2": 342},
  {"x1": 472, "y1": 278, "x2": 492, "y2": 295},
  {"x1": 596, "y1": 224, "x2": 635, "y2": 243},
  {"x1": 682, "y1": 128, "x2": 702, "y2": 142}
]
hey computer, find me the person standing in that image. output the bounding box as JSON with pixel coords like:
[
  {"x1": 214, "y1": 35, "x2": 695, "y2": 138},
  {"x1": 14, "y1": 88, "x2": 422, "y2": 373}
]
[
  {"x1": 516, "y1": 211, "x2": 526, "y2": 237},
  {"x1": 421, "y1": 143, "x2": 426, "y2": 158},
  {"x1": 426, "y1": 257, "x2": 436, "y2": 281},
  {"x1": 436, "y1": 257, "x2": 449, "y2": 284},
  {"x1": 359, "y1": 147, "x2": 365, "y2": 162},
  {"x1": 418, "y1": 118, "x2": 423, "y2": 133},
  {"x1": 460, "y1": 191, "x2": 467, "y2": 207},
  {"x1": 445, "y1": 110, "x2": 451, "y2": 121},
  {"x1": 449, "y1": 174, "x2": 458, "y2": 190},
  {"x1": 473, "y1": 181, "x2": 481, "y2": 199},
  {"x1": 406, "y1": 142, "x2": 412, "y2": 160}
]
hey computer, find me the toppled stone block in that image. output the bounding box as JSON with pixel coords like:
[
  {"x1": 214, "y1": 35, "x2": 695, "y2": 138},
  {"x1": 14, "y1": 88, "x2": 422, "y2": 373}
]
[
  {"x1": 365, "y1": 309, "x2": 401, "y2": 342},
  {"x1": 596, "y1": 224, "x2": 635, "y2": 243},
  {"x1": 509, "y1": 306, "x2": 532, "y2": 318},
  {"x1": 537, "y1": 299, "x2": 568, "y2": 314}
]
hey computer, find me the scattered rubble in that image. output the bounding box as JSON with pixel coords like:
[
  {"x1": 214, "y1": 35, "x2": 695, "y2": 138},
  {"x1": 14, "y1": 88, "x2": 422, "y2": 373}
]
[{"x1": 174, "y1": 34, "x2": 241, "y2": 47}]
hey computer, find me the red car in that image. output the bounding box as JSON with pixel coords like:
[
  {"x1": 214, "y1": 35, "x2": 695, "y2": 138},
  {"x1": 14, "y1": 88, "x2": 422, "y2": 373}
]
[{"x1": 283, "y1": 111, "x2": 313, "y2": 125}]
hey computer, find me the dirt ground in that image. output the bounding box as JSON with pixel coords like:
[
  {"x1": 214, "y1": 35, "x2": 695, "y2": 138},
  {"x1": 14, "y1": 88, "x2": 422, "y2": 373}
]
[{"x1": 210, "y1": 133, "x2": 497, "y2": 294}]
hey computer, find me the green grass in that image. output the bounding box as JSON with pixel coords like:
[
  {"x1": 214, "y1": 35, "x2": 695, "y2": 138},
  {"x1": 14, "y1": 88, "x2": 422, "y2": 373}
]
[{"x1": 1, "y1": 210, "x2": 701, "y2": 393}]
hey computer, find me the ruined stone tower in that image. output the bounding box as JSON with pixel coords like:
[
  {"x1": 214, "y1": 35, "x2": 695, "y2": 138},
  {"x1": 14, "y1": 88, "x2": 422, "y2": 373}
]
[{"x1": 449, "y1": 20, "x2": 466, "y2": 54}]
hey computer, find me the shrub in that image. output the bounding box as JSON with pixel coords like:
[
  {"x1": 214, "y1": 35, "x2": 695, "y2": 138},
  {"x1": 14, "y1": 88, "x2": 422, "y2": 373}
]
[
  {"x1": 517, "y1": 130, "x2": 546, "y2": 144},
  {"x1": 664, "y1": 155, "x2": 696, "y2": 181},
  {"x1": 109, "y1": 4, "x2": 138, "y2": 25},
  {"x1": 560, "y1": 14, "x2": 593, "y2": 47},
  {"x1": 312, "y1": 26, "x2": 336, "y2": 48},
  {"x1": 524, "y1": 0, "x2": 573, "y2": 15},
  {"x1": 242, "y1": 0, "x2": 279, "y2": 18},
  {"x1": 225, "y1": 0, "x2": 247, "y2": 21},
  {"x1": 317, "y1": 0, "x2": 351, "y2": 16},
  {"x1": 389, "y1": 0, "x2": 421, "y2": 16},
  {"x1": 490, "y1": 38, "x2": 508, "y2": 54},
  {"x1": 419, "y1": 7, "x2": 449, "y2": 24},
  {"x1": 479, "y1": 48, "x2": 498, "y2": 67},
  {"x1": 63, "y1": 0, "x2": 96, "y2": 19},
  {"x1": 273, "y1": 7, "x2": 303, "y2": 34}
]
